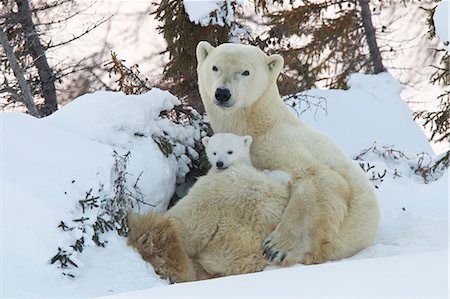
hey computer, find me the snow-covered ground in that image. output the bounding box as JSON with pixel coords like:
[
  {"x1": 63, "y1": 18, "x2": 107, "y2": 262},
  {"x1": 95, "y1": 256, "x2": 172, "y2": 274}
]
[
  {"x1": 1, "y1": 73, "x2": 448, "y2": 298},
  {"x1": 100, "y1": 250, "x2": 448, "y2": 298}
]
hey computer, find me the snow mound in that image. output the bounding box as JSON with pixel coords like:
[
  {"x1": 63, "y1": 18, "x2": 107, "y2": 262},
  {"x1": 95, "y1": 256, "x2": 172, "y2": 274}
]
[
  {"x1": 99, "y1": 250, "x2": 448, "y2": 298},
  {"x1": 286, "y1": 72, "x2": 434, "y2": 155},
  {"x1": 1, "y1": 89, "x2": 203, "y2": 297}
]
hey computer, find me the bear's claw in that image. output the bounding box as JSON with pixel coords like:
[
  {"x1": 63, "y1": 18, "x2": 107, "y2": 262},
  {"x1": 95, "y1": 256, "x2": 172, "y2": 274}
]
[{"x1": 263, "y1": 240, "x2": 286, "y2": 263}]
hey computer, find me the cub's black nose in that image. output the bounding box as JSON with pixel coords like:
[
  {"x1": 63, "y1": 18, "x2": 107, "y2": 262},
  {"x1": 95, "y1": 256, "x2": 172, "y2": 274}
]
[
  {"x1": 216, "y1": 161, "x2": 224, "y2": 168},
  {"x1": 215, "y1": 88, "x2": 231, "y2": 103}
]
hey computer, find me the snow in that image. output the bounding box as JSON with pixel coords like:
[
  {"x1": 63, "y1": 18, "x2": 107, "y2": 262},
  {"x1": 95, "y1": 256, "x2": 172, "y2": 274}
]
[
  {"x1": 183, "y1": 0, "x2": 247, "y2": 28},
  {"x1": 285, "y1": 73, "x2": 434, "y2": 156},
  {"x1": 1, "y1": 75, "x2": 448, "y2": 298},
  {"x1": 183, "y1": 1, "x2": 222, "y2": 25},
  {"x1": 1, "y1": 89, "x2": 200, "y2": 297},
  {"x1": 434, "y1": 0, "x2": 449, "y2": 51},
  {"x1": 99, "y1": 250, "x2": 448, "y2": 298}
]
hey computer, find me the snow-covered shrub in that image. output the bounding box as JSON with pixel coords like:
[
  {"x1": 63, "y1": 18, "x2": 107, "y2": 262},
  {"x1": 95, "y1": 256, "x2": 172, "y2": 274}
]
[
  {"x1": 283, "y1": 93, "x2": 328, "y2": 119},
  {"x1": 51, "y1": 151, "x2": 137, "y2": 277},
  {"x1": 45, "y1": 86, "x2": 209, "y2": 277},
  {"x1": 46, "y1": 53, "x2": 214, "y2": 277},
  {"x1": 106, "y1": 52, "x2": 211, "y2": 199},
  {"x1": 355, "y1": 142, "x2": 447, "y2": 186}
]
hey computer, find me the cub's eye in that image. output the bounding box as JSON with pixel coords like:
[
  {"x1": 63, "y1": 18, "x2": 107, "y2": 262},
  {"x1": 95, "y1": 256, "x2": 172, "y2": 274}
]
[
  {"x1": 242, "y1": 70, "x2": 250, "y2": 76},
  {"x1": 227, "y1": 151, "x2": 233, "y2": 155},
  {"x1": 212, "y1": 66, "x2": 218, "y2": 72},
  {"x1": 213, "y1": 152, "x2": 217, "y2": 156}
]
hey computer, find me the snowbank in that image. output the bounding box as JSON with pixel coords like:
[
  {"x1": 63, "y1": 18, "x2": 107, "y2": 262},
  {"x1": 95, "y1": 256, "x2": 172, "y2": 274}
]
[
  {"x1": 1, "y1": 89, "x2": 201, "y2": 297},
  {"x1": 1, "y1": 74, "x2": 448, "y2": 298},
  {"x1": 99, "y1": 250, "x2": 448, "y2": 298},
  {"x1": 287, "y1": 72, "x2": 434, "y2": 155}
]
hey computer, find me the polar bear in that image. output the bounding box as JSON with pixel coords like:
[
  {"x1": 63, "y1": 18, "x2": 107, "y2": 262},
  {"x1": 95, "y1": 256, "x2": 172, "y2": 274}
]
[
  {"x1": 202, "y1": 133, "x2": 253, "y2": 171},
  {"x1": 127, "y1": 133, "x2": 291, "y2": 283},
  {"x1": 203, "y1": 133, "x2": 292, "y2": 184},
  {"x1": 196, "y1": 41, "x2": 380, "y2": 265}
]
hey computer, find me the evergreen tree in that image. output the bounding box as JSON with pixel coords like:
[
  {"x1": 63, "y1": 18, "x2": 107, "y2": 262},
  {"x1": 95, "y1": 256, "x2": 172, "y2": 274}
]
[
  {"x1": 153, "y1": 0, "x2": 246, "y2": 112},
  {"x1": 254, "y1": 0, "x2": 386, "y2": 93},
  {"x1": 153, "y1": 0, "x2": 386, "y2": 103},
  {"x1": 414, "y1": 4, "x2": 449, "y2": 167}
]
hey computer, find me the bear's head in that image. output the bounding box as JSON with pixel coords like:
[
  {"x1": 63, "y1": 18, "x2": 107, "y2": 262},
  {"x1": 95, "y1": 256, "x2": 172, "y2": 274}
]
[
  {"x1": 202, "y1": 133, "x2": 253, "y2": 170},
  {"x1": 196, "y1": 41, "x2": 284, "y2": 113}
]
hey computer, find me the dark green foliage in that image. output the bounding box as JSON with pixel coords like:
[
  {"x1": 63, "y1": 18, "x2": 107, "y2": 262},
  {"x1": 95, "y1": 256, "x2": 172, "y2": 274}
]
[
  {"x1": 152, "y1": 135, "x2": 173, "y2": 157},
  {"x1": 106, "y1": 51, "x2": 211, "y2": 187},
  {"x1": 355, "y1": 142, "x2": 447, "y2": 184},
  {"x1": 255, "y1": 0, "x2": 377, "y2": 93},
  {"x1": 106, "y1": 51, "x2": 154, "y2": 95},
  {"x1": 51, "y1": 151, "x2": 150, "y2": 276},
  {"x1": 413, "y1": 4, "x2": 449, "y2": 165},
  {"x1": 152, "y1": 0, "x2": 231, "y2": 111}
]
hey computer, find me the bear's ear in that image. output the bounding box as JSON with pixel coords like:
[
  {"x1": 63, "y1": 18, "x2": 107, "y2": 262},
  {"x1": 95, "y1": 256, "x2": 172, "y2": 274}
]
[
  {"x1": 196, "y1": 41, "x2": 215, "y2": 64},
  {"x1": 243, "y1": 135, "x2": 253, "y2": 147},
  {"x1": 201, "y1": 136, "x2": 210, "y2": 147},
  {"x1": 267, "y1": 54, "x2": 284, "y2": 77}
]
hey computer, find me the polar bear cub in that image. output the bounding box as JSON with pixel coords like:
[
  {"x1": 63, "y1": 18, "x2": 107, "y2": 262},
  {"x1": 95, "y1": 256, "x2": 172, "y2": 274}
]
[
  {"x1": 127, "y1": 133, "x2": 293, "y2": 283},
  {"x1": 202, "y1": 133, "x2": 291, "y2": 185}
]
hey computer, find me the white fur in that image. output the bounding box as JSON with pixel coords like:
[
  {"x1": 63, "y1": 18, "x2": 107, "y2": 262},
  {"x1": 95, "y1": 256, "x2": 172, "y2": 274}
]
[
  {"x1": 202, "y1": 133, "x2": 252, "y2": 170},
  {"x1": 196, "y1": 41, "x2": 380, "y2": 265},
  {"x1": 203, "y1": 133, "x2": 292, "y2": 185}
]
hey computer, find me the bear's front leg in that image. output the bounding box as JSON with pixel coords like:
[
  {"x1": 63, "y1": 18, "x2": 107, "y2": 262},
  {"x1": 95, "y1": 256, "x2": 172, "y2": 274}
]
[
  {"x1": 262, "y1": 178, "x2": 317, "y2": 265},
  {"x1": 262, "y1": 173, "x2": 348, "y2": 265}
]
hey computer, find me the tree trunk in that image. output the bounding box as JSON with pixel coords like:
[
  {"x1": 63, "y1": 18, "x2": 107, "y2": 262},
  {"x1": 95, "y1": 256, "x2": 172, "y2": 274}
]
[
  {"x1": 358, "y1": 0, "x2": 387, "y2": 74},
  {"x1": 16, "y1": 0, "x2": 58, "y2": 116},
  {"x1": 0, "y1": 26, "x2": 40, "y2": 117}
]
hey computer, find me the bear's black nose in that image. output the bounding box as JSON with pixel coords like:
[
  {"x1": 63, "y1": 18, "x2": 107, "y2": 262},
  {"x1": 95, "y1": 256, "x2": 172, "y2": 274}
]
[
  {"x1": 215, "y1": 88, "x2": 231, "y2": 104},
  {"x1": 216, "y1": 161, "x2": 224, "y2": 168}
]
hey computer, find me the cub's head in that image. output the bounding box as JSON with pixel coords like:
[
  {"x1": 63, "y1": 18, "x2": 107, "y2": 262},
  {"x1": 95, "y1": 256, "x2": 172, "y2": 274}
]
[
  {"x1": 202, "y1": 133, "x2": 253, "y2": 170},
  {"x1": 196, "y1": 41, "x2": 284, "y2": 113}
]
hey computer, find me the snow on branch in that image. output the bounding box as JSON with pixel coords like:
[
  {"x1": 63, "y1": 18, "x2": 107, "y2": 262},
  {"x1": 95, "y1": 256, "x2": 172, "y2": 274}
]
[{"x1": 183, "y1": 0, "x2": 249, "y2": 42}]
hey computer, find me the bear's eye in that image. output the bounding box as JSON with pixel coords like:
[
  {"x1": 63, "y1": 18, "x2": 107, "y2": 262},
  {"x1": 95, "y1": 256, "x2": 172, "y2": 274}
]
[
  {"x1": 213, "y1": 152, "x2": 217, "y2": 156},
  {"x1": 227, "y1": 151, "x2": 233, "y2": 155},
  {"x1": 242, "y1": 70, "x2": 250, "y2": 76},
  {"x1": 212, "y1": 66, "x2": 218, "y2": 72}
]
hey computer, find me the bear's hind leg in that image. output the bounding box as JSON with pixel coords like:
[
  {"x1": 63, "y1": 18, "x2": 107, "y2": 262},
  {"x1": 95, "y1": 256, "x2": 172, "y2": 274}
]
[
  {"x1": 199, "y1": 228, "x2": 269, "y2": 277},
  {"x1": 127, "y1": 212, "x2": 203, "y2": 283}
]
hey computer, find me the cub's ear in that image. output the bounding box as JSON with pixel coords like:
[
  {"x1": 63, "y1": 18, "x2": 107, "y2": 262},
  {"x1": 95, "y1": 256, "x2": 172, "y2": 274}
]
[
  {"x1": 243, "y1": 135, "x2": 253, "y2": 147},
  {"x1": 196, "y1": 41, "x2": 215, "y2": 64},
  {"x1": 201, "y1": 136, "x2": 210, "y2": 147},
  {"x1": 267, "y1": 54, "x2": 284, "y2": 78}
]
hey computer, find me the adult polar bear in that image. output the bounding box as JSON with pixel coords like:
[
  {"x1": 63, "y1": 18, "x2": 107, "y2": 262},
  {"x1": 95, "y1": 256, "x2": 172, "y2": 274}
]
[{"x1": 196, "y1": 41, "x2": 380, "y2": 265}]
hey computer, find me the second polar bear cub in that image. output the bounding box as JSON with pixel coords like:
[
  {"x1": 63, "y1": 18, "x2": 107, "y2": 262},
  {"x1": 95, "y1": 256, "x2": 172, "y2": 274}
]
[{"x1": 203, "y1": 133, "x2": 292, "y2": 184}]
